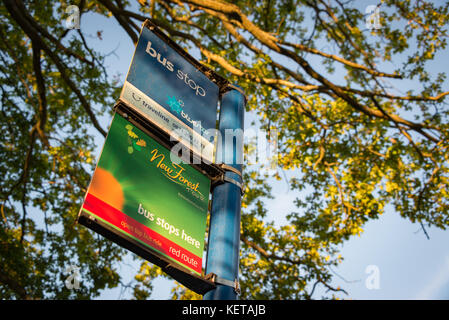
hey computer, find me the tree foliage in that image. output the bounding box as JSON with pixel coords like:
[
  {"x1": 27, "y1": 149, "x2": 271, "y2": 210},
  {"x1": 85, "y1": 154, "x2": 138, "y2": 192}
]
[{"x1": 1, "y1": 0, "x2": 448, "y2": 299}]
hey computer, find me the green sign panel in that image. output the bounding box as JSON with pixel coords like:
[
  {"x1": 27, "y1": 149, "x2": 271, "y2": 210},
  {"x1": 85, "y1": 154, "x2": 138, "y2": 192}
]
[{"x1": 79, "y1": 113, "x2": 210, "y2": 275}]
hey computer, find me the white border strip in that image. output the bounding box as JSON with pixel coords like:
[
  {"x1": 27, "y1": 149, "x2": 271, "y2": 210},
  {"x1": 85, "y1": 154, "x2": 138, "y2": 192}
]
[{"x1": 120, "y1": 81, "x2": 214, "y2": 163}]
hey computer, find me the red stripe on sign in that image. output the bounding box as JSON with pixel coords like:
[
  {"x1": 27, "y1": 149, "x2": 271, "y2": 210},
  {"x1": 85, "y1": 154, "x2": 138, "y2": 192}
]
[{"x1": 82, "y1": 193, "x2": 202, "y2": 274}]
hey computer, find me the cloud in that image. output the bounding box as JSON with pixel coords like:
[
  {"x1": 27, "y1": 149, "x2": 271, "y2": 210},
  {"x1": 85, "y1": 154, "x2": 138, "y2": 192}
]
[{"x1": 415, "y1": 256, "x2": 449, "y2": 300}]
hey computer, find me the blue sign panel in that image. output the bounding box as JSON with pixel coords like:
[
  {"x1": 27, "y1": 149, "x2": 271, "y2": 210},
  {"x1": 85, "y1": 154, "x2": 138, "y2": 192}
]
[{"x1": 120, "y1": 23, "x2": 219, "y2": 162}]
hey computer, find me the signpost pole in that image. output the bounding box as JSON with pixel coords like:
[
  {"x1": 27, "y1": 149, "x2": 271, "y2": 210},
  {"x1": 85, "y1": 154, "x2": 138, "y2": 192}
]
[{"x1": 203, "y1": 87, "x2": 245, "y2": 300}]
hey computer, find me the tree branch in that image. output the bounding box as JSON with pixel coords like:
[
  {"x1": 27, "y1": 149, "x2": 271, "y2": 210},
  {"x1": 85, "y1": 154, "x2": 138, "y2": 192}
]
[
  {"x1": 98, "y1": 0, "x2": 139, "y2": 43},
  {"x1": 3, "y1": 0, "x2": 107, "y2": 137},
  {"x1": 280, "y1": 40, "x2": 401, "y2": 79},
  {"x1": 0, "y1": 271, "x2": 30, "y2": 299},
  {"x1": 31, "y1": 40, "x2": 49, "y2": 147},
  {"x1": 241, "y1": 234, "x2": 303, "y2": 265}
]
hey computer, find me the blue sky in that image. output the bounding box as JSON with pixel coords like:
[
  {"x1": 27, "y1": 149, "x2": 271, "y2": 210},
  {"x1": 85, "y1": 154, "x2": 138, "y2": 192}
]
[
  {"x1": 76, "y1": 2, "x2": 449, "y2": 300},
  {"x1": 265, "y1": 175, "x2": 449, "y2": 299}
]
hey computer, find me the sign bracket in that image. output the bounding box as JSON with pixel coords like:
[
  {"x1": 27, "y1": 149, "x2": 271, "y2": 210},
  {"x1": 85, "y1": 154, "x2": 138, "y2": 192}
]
[
  {"x1": 211, "y1": 164, "x2": 244, "y2": 195},
  {"x1": 218, "y1": 163, "x2": 242, "y2": 178},
  {"x1": 211, "y1": 174, "x2": 244, "y2": 195},
  {"x1": 205, "y1": 273, "x2": 241, "y2": 295}
]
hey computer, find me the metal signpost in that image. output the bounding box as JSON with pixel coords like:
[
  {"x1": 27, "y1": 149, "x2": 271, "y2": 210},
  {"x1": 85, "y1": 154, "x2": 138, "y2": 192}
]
[
  {"x1": 77, "y1": 19, "x2": 244, "y2": 299},
  {"x1": 204, "y1": 87, "x2": 246, "y2": 300}
]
